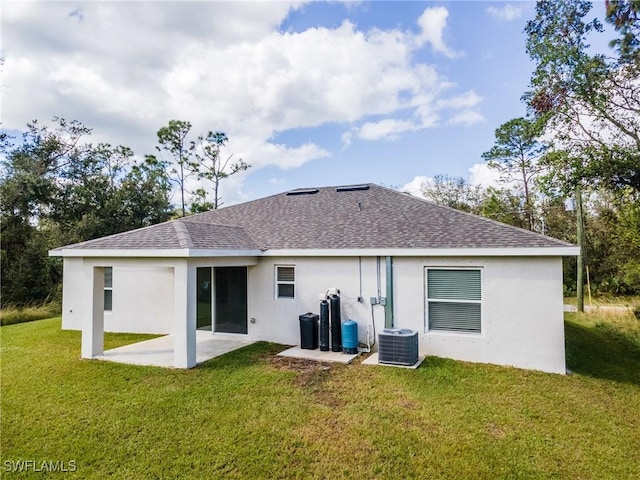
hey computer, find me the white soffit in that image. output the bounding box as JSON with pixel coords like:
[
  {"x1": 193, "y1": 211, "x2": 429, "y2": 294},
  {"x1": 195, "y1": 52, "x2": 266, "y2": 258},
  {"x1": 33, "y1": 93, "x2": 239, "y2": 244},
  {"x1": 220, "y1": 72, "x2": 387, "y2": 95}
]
[{"x1": 50, "y1": 246, "x2": 579, "y2": 258}]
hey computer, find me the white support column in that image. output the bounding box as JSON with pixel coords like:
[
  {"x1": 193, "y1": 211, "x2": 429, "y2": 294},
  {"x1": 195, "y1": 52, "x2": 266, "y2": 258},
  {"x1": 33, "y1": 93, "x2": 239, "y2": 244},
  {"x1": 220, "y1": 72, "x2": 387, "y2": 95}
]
[
  {"x1": 82, "y1": 267, "x2": 104, "y2": 358},
  {"x1": 173, "y1": 260, "x2": 197, "y2": 368}
]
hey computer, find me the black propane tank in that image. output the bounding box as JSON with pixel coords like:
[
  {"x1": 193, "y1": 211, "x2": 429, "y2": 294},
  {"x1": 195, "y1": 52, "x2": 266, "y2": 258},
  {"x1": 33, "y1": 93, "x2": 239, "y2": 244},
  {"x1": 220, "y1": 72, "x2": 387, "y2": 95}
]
[
  {"x1": 319, "y1": 300, "x2": 330, "y2": 351},
  {"x1": 330, "y1": 294, "x2": 342, "y2": 352}
]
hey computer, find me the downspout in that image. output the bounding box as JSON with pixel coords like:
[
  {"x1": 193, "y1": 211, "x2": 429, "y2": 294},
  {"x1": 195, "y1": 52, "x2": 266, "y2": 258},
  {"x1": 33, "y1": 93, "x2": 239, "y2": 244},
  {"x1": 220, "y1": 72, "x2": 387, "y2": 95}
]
[{"x1": 385, "y1": 256, "x2": 394, "y2": 328}]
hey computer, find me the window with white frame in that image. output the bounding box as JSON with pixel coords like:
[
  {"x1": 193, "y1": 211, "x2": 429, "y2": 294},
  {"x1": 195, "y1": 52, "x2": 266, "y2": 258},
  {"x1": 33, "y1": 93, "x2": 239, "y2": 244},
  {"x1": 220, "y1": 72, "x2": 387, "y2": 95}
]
[
  {"x1": 104, "y1": 267, "x2": 113, "y2": 311},
  {"x1": 275, "y1": 265, "x2": 295, "y2": 299},
  {"x1": 426, "y1": 268, "x2": 481, "y2": 334}
]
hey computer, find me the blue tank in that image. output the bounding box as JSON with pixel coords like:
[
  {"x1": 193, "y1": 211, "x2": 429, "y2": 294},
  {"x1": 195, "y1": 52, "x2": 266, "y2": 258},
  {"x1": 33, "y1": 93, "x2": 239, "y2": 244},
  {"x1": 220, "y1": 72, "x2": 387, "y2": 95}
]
[{"x1": 341, "y1": 320, "x2": 358, "y2": 354}]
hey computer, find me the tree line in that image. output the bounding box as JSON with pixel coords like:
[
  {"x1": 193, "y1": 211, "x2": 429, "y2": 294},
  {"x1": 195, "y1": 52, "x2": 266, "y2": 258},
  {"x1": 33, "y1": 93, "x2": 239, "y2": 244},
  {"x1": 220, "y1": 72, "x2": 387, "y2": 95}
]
[
  {"x1": 420, "y1": 0, "x2": 640, "y2": 296},
  {"x1": 0, "y1": 119, "x2": 249, "y2": 306},
  {"x1": 2, "y1": 0, "x2": 638, "y2": 307}
]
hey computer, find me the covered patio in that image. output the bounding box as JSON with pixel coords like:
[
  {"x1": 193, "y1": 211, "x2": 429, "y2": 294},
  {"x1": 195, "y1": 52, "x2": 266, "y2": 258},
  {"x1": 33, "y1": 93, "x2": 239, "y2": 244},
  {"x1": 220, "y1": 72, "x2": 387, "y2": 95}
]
[
  {"x1": 74, "y1": 256, "x2": 258, "y2": 369},
  {"x1": 95, "y1": 331, "x2": 255, "y2": 368}
]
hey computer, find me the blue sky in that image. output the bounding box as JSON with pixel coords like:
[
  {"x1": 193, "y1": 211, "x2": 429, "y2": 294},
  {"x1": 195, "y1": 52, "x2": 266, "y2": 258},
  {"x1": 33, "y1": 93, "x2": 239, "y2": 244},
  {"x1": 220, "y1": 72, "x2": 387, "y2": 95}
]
[{"x1": 0, "y1": 1, "x2": 614, "y2": 205}]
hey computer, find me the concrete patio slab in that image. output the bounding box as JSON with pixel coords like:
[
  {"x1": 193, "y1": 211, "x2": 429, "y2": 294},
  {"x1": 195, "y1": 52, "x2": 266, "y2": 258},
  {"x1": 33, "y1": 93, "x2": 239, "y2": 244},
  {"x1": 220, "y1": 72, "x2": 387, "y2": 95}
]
[
  {"x1": 361, "y1": 353, "x2": 425, "y2": 369},
  {"x1": 278, "y1": 346, "x2": 360, "y2": 364},
  {"x1": 96, "y1": 331, "x2": 254, "y2": 368}
]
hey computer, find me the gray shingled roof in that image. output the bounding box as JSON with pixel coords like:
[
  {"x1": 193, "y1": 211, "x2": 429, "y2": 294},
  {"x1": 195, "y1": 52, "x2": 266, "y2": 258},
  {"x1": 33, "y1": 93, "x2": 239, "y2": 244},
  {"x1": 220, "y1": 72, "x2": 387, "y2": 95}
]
[
  {"x1": 57, "y1": 183, "x2": 574, "y2": 251},
  {"x1": 62, "y1": 220, "x2": 259, "y2": 250}
]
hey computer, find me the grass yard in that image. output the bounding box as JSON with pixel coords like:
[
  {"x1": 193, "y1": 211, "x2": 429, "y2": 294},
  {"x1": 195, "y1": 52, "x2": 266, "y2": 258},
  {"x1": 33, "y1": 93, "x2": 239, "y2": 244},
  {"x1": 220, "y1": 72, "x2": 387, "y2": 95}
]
[{"x1": 1, "y1": 313, "x2": 639, "y2": 479}]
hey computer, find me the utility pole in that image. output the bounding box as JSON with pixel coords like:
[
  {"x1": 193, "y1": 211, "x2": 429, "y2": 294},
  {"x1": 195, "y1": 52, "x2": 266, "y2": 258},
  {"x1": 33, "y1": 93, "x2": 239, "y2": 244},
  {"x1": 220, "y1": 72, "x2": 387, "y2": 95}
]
[{"x1": 576, "y1": 186, "x2": 585, "y2": 313}]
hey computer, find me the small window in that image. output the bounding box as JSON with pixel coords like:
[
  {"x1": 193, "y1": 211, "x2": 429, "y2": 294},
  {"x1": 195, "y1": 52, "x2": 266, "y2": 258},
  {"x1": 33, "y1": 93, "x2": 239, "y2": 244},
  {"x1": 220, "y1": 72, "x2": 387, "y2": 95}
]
[
  {"x1": 104, "y1": 267, "x2": 113, "y2": 311},
  {"x1": 426, "y1": 269, "x2": 481, "y2": 334},
  {"x1": 275, "y1": 266, "x2": 295, "y2": 299}
]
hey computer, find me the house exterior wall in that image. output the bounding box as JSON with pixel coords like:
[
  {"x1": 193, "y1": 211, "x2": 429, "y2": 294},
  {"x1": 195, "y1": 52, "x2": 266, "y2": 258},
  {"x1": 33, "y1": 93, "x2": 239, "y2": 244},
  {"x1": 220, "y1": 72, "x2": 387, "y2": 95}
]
[
  {"x1": 61, "y1": 256, "x2": 259, "y2": 334},
  {"x1": 62, "y1": 254, "x2": 566, "y2": 373},
  {"x1": 61, "y1": 258, "x2": 175, "y2": 334},
  {"x1": 248, "y1": 255, "x2": 565, "y2": 374},
  {"x1": 392, "y1": 256, "x2": 566, "y2": 374},
  {"x1": 61, "y1": 257, "x2": 85, "y2": 330},
  {"x1": 247, "y1": 256, "x2": 386, "y2": 346}
]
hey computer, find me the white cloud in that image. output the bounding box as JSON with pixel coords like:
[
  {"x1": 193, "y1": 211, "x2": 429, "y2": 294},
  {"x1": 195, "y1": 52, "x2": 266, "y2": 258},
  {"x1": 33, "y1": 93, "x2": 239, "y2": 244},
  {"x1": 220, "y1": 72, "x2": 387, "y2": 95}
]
[
  {"x1": 438, "y1": 90, "x2": 484, "y2": 126},
  {"x1": 416, "y1": 6, "x2": 461, "y2": 58},
  {"x1": 447, "y1": 110, "x2": 484, "y2": 126},
  {"x1": 2, "y1": 2, "x2": 482, "y2": 201},
  {"x1": 341, "y1": 131, "x2": 353, "y2": 149},
  {"x1": 468, "y1": 162, "x2": 502, "y2": 188},
  {"x1": 354, "y1": 119, "x2": 421, "y2": 141},
  {"x1": 401, "y1": 176, "x2": 433, "y2": 198},
  {"x1": 436, "y1": 90, "x2": 482, "y2": 109},
  {"x1": 345, "y1": 78, "x2": 482, "y2": 143},
  {"x1": 486, "y1": 4, "x2": 524, "y2": 22}
]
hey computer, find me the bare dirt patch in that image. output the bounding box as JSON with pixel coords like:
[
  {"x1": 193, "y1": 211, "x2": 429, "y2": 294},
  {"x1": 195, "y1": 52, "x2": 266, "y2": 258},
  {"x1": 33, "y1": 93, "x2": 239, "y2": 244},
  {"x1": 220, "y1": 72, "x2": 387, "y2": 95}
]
[
  {"x1": 486, "y1": 422, "x2": 506, "y2": 439},
  {"x1": 268, "y1": 356, "x2": 330, "y2": 376},
  {"x1": 267, "y1": 355, "x2": 344, "y2": 407},
  {"x1": 398, "y1": 398, "x2": 420, "y2": 410}
]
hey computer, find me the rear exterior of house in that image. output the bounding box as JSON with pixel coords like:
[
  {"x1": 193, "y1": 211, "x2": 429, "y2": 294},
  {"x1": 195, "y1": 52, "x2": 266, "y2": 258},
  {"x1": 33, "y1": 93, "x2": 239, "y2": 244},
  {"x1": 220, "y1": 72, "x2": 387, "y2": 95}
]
[{"x1": 52, "y1": 184, "x2": 577, "y2": 374}]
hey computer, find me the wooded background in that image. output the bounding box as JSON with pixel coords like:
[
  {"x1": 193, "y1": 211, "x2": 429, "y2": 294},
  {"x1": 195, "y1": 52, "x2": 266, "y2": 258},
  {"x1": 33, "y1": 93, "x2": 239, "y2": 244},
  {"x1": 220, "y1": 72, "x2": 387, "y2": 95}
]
[{"x1": 1, "y1": 0, "x2": 638, "y2": 306}]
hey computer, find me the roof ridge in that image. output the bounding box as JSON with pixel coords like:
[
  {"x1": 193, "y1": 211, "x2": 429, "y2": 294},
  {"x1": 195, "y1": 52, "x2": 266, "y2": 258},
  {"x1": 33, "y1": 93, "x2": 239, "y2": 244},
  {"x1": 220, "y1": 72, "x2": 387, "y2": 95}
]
[
  {"x1": 287, "y1": 182, "x2": 374, "y2": 192},
  {"x1": 181, "y1": 183, "x2": 377, "y2": 222},
  {"x1": 173, "y1": 221, "x2": 194, "y2": 248}
]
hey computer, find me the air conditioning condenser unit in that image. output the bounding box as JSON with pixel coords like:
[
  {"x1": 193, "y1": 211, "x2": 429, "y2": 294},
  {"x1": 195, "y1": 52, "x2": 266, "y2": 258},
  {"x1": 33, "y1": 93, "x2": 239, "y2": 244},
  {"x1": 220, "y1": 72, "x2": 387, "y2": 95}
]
[{"x1": 378, "y1": 328, "x2": 418, "y2": 366}]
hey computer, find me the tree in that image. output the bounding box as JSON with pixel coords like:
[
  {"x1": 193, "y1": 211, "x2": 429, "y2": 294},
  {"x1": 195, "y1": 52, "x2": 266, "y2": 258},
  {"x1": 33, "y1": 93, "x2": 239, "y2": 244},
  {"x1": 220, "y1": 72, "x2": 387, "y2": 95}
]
[
  {"x1": 524, "y1": 0, "x2": 640, "y2": 298},
  {"x1": 479, "y1": 187, "x2": 530, "y2": 230},
  {"x1": 420, "y1": 175, "x2": 484, "y2": 213},
  {"x1": 188, "y1": 187, "x2": 215, "y2": 214},
  {"x1": 193, "y1": 131, "x2": 249, "y2": 209},
  {"x1": 1, "y1": 118, "x2": 92, "y2": 219},
  {"x1": 0, "y1": 215, "x2": 61, "y2": 306},
  {"x1": 155, "y1": 124, "x2": 246, "y2": 213},
  {"x1": 419, "y1": 175, "x2": 529, "y2": 229},
  {"x1": 524, "y1": 0, "x2": 640, "y2": 193},
  {"x1": 0, "y1": 119, "x2": 89, "y2": 305},
  {"x1": 156, "y1": 120, "x2": 197, "y2": 217},
  {"x1": 481, "y1": 117, "x2": 547, "y2": 230},
  {"x1": 606, "y1": 0, "x2": 640, "y2": 65},
  {"x1": 0, "y1": 118, "x2": 173, "y2": 306},
  {"x1": 587, "y1": 188, "x2": 640, "y2": 293},
  {"x1": 117, "y1": 155, "x2": 173, "y2": 229}
]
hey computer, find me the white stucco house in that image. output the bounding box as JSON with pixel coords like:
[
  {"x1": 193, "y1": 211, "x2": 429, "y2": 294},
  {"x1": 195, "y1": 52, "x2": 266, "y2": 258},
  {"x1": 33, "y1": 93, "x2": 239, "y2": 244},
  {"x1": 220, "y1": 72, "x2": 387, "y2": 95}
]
[{"x1": 50, "y1": 184, "x2": 579, "y2": 373}]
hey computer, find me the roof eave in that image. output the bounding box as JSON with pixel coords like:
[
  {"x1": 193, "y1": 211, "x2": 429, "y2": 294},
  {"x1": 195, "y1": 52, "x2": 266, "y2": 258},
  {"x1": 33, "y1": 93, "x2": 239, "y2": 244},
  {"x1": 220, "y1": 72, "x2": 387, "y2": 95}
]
[
  {"x1": 50, "y1": 246, "x2": 579, "y2": 258},
  {"x1": 259, "y1": 247, "x2": 580, "y2": 257},
  {"x1": 49, "y1": 248, "x2": 263, "y2": 258}
]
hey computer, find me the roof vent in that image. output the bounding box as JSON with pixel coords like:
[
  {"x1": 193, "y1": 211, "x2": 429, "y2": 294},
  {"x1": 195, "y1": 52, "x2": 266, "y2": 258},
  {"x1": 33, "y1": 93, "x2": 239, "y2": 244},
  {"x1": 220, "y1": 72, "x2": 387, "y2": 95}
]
[
  {"x1": 286, "y1": 188, "x2": 319, "y2": 196},
  {"x1": 336, "y1": 185, "x2": 370, "y2": 192}
]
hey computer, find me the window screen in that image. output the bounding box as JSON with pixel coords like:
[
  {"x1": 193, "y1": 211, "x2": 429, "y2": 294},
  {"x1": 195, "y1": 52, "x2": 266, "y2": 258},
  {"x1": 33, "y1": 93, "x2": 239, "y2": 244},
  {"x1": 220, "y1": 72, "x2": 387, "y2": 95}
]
[
  {"x1": 426, "y1": 269, "x2": 481, "y2": 333},
  {"x1": 276, "y1": 266, "x2": 295, "y2": 299}
]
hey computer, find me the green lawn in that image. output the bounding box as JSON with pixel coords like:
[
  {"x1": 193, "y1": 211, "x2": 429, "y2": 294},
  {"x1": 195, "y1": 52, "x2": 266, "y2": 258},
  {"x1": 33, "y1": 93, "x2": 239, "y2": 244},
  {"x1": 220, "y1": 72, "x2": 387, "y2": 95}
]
[{"x1": 1, "y1": 314, "x2": 639, "y2": 479}]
